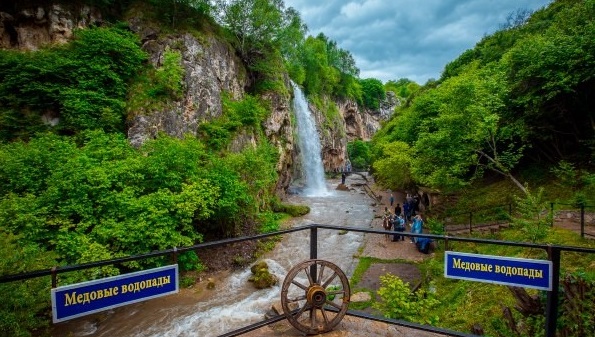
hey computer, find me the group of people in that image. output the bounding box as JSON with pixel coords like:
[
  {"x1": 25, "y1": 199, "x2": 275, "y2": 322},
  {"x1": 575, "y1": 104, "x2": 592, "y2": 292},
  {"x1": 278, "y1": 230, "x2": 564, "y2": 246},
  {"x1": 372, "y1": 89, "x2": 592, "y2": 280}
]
[
  {"x1": 391, "y1": 193, "x2": 420, "y2": 222},
  {"x1": 382, "y1": 207, "x2": 424, "y2": 243},
  {"x1": 382, "y1": 201, "x2": 432, "y2": 253}
]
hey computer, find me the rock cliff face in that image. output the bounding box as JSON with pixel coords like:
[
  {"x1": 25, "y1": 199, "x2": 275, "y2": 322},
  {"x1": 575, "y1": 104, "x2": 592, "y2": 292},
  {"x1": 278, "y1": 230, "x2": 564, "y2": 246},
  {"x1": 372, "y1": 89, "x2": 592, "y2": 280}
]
[
  {"x1": 0, "y1": 4, "x2": 102, "y2": 50},
  {"x1": 309, "y1": 93, "x2": 398, "y2": 172},
  {"x1": 0, "y1": 2, "x2": 396, "y2": 195},
  {"x1": 124, "y1": 19, "x2": 296, "y2": 196}
]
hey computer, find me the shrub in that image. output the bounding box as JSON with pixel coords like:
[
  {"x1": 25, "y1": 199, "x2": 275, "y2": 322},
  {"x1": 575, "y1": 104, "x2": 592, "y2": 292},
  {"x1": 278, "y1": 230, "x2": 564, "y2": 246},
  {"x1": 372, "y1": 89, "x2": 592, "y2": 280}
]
[{"x1": 374, "y1": 273, "x2": 439, "y2": 325}]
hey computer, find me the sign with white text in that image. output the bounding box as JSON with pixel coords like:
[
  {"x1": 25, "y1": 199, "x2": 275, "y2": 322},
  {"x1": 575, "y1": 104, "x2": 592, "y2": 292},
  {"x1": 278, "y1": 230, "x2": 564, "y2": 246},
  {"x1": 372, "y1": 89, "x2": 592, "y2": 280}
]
[
  {"x1": 444, "y1": 251, "x2": 552, "y2": 290},
  {"x1": 51, "y1": 265, "x2": 178, "y2": 323}
]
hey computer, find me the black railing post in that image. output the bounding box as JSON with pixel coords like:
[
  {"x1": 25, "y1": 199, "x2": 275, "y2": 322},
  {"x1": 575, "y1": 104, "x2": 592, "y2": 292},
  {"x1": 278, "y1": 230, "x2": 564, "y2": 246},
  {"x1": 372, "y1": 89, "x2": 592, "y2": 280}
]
[
  {"x1": 51, "y1": 266, "x2": 57, "y2": 288},
  {"x1": 310, "y1": 226, "x2": 318, "y2": 279},
  {"x1": 545, "y1": 246, "x2": 561, "y2": 337},
  {"x1": 172, "y1": 247, "x2": 178, "y2": 264},
  {"x1": 469, "y1": 212, "x2": 473, "y2": 233},
  {"x1": 550, "y1": 203, "x2": 555, "y2": 227},
  {"x1": 581, "y1": 205, "x2": 585, "y2": 239}
]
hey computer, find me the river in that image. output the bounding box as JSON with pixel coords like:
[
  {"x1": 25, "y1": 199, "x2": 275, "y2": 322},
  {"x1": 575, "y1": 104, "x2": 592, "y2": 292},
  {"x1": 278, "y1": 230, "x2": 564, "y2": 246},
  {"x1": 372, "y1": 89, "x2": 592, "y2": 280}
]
[{"x1": 54, "y1": 175, "x2": 375, "y2": 337}]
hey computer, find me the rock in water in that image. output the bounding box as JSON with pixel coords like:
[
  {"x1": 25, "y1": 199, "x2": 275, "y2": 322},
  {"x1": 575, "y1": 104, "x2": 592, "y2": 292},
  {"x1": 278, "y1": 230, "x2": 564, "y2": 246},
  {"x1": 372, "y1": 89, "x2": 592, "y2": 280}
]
[{"x1": 248, "y1": 261, "x2": 278, "y2": 289}]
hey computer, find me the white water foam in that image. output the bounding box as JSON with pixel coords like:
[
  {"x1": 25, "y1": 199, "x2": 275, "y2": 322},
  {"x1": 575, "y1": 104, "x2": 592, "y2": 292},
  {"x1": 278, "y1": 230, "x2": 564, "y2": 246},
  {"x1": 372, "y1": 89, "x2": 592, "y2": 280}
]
[{"x1": 291, "y1": 82, "x2": 332, "y2": 197}]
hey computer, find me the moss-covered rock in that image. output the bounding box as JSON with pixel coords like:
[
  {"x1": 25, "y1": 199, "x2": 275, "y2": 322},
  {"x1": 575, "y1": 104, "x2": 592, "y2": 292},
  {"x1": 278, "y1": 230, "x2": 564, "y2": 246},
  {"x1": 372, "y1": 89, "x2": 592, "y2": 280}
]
[{"x1": 248, "y1": 261, "x2": 278, "y2": 289}]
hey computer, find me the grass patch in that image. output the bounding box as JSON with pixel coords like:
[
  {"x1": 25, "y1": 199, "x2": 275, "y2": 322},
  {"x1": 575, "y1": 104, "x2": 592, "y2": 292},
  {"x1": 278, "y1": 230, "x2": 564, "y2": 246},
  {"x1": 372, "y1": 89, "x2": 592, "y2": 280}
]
[{"x1": 348, "y1": 289, "x2": 375, "y2": 311}]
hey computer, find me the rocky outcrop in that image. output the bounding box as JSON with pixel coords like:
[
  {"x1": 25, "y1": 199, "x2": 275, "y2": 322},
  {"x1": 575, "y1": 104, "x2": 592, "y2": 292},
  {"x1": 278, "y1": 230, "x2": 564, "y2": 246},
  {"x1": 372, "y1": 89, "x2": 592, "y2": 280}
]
[
  {"x1": 125, "y1": 30, "x2": 248, "y2": 147},
  {"x1": 0, "y1": 2, "x2": 395, "y2": 194},
  {"x1": 0, "y1": 4, "x2": 102, "y2": 50},
  {"x1": 124, "y1": 21, "x2": 295, "y2": 196},
  {"x1": 308, "y1": 93, "x2": 398, "y2": 173}
]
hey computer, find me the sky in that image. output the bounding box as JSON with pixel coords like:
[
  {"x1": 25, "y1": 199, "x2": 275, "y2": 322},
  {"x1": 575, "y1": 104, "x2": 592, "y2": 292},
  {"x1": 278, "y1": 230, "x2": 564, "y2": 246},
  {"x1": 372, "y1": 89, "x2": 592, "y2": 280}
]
[{"x1": 282, "y1": 0, "x2": 553, "y2": 84}]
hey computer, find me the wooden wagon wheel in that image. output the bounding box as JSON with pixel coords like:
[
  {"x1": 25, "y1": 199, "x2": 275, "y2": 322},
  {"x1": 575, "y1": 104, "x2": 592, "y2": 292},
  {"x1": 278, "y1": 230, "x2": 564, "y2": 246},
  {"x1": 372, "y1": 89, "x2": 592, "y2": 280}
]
[{"x1": 280, "y1": 259, "x2": 350, "y2": 335}]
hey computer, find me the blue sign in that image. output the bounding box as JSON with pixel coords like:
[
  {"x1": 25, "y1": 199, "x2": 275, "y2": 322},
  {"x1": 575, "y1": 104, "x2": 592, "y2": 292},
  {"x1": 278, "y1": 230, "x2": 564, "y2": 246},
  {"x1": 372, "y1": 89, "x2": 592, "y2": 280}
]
[
  {"x1": 444, "y1": 251, "x2": 552, "y2": 290},
  {"x1": 51, "y1": 265, "x2": 178, "y2": 323}
]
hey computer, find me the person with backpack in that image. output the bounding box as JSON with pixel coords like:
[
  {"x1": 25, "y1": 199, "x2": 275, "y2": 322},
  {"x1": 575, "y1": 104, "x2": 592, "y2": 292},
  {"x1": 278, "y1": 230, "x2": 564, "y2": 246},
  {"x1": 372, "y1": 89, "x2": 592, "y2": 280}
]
[{"x1": 392, "y1": 215, "x2": 405, "y2": 241}]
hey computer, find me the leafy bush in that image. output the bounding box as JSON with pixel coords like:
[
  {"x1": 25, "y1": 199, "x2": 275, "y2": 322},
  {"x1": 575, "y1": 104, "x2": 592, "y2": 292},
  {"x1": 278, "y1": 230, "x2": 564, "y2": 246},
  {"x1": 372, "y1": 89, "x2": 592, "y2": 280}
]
[
  {"x1": 374, "y1": 273, "x2": 439, "y2": 325},
  {"x1": 0, "y1": 232, "x2": 57, "y2": 337},
  {"x1": 512, "y1": 186, "x2": 551, "y2": 243},
  {"x1": 0, "y1": 26, "x2": 146, "y2": 140},
  {"x1": 347, "y1": 140, "x2": 371, "y2": 171}
]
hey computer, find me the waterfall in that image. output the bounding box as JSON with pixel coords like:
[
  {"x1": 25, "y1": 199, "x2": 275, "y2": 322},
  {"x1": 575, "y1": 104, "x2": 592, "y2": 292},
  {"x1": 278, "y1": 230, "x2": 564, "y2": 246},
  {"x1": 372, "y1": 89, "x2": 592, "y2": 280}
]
[{"x1": 291, "y1": 82, "x2": 330, "y2": 196}]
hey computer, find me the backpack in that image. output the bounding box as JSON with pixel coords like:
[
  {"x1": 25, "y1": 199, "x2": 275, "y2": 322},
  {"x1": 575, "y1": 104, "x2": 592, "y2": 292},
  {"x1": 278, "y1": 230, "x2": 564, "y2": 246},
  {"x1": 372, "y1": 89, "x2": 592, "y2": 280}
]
[{"x1": 416, "y1": 238, "x2": 432, "y2": 254}]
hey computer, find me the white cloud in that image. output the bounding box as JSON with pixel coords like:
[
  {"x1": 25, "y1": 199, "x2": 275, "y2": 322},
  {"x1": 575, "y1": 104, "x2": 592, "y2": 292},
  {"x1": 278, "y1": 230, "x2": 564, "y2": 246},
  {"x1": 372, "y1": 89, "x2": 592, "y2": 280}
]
[{"x1": 283, "y1": 0, "x2": 553, "y2": 83}]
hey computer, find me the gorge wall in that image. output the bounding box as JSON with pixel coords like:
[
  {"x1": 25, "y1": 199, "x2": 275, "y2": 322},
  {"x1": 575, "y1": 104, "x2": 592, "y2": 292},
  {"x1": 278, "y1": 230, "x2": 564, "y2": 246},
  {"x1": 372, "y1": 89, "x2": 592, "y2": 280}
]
[{"x1": 0, "y1": 2, "x2": 397, "y2": 195}]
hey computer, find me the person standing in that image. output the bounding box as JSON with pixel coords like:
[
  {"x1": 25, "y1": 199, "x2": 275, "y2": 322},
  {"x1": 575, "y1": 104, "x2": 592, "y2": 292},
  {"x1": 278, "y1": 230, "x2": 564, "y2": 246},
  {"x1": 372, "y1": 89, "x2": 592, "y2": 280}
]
[
  {"x1": 392, "y1": 215, "x2": 405, "y2": 241},
  {"x1": 410, "y1": 215, "x2": 423, "y2": 243},
  {"x1": 394, "y1": 203, "x2": 401, "y2": 217},
  {"x1": 403, "y1": 201, "x2": 410, "y2": 222},
  {"x1": 390, "y1": 193, "x2": 394, "y2": 206},
  {"x1": 341, "y1": 172, "x2": 346, "y2": 184}
]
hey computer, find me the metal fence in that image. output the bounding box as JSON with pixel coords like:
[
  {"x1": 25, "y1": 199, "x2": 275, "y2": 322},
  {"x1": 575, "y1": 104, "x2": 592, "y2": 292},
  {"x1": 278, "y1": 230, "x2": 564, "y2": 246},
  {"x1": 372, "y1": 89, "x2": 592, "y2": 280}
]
[
  {"x1": 1, "y1": 224, "x2": 595, "y2": 337},
  {"x1": 440, "y1": 204, "x2": 513, "y2": 235},
  {"x1": 550, "y1": 202, "x2": 595, "y2": 239}
]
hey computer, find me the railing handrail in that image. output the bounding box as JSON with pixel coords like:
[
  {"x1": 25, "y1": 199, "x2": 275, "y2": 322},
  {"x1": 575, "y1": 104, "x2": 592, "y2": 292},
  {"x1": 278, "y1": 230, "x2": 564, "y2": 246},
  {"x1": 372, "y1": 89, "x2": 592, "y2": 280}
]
[
  {"x1": 3, "y1": 223, "x2": 595, "y2": 337},
  {"x1": 442, "y1": 203, "x2": 512, "y2": 218},
  {"x1": 3, "y1": 224, "x2": 594, "y2": 285}
]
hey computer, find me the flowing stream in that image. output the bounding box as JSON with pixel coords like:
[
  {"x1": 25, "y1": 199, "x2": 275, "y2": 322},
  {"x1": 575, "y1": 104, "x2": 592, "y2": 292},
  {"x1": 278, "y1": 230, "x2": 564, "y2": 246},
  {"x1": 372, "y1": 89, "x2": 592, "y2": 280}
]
[
  {"x1": 56, "y1": 84, "x2": 374, "y2": 337},
  {"x1": 57, "y1": 178, "x2": 374, "y2": 337}
]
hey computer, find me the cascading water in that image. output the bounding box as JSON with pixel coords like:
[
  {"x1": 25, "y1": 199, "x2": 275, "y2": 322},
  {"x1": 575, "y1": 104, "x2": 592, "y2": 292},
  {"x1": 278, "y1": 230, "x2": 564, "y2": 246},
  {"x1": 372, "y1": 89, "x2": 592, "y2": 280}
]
[
  {"x1": 291, "y1": 81, "x2": 330, "y2": 196},
  {"x1": 61, "y1": 85, "x2": 377, "y2": 337},
  {"x1": 63, "y1": 187, "x2": 374, "y2": 337}
]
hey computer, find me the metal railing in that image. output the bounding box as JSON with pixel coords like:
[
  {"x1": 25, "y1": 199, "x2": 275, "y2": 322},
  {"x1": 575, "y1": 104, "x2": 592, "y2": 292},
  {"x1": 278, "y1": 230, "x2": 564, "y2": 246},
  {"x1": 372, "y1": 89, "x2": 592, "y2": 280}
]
[
  {"x1": 550, "y1": 202, "x2": 595, "y2": 239},
  {"x1": 440, "y1": 203, "x2": 513, "y2": 234},
  {"x1": 2, "y1": 224, "x2": 595, "y2": 337}
]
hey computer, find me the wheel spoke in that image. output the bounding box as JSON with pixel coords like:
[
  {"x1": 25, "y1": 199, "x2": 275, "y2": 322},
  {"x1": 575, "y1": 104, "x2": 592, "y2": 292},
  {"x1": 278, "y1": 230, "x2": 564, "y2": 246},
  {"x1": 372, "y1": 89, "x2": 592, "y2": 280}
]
[
  {"x1": 293, "y1": 302, "x2": 310, "y2": 320},
  {"x1": 320, "y1": 306, "x2": 331, "y2": 325},
  {"x1": 317, "y1": 264, "x2": 326, "y2": 284},
  {"x1": 287, "y1": 294, "x2": 307, "y2": 303},
  {"x1": 291, "y1": 280, "x2": 308, "y2": 291},
  {"x1": 304, "y1": 267, "x2": 315, "y2": 286},
  {"x1": 325, "y1": 299, "x2": 342, "y2": 309},
  {"x1": 327, "y1": 289, "x2": 345, "y2": 297},
  {"x1": 321, "y1": 272, "x2": 338, "y2": 288},
  {"x1": 309, "y1": 307, "x2": 316, "y2": 329}
]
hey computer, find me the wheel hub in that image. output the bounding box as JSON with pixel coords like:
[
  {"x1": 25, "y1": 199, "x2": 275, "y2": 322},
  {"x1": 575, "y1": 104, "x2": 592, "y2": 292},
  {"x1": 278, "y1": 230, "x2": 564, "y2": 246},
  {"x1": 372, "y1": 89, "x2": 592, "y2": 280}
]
[{"x1": 307, "y1": 285, "x2": 327, "y2": 307}]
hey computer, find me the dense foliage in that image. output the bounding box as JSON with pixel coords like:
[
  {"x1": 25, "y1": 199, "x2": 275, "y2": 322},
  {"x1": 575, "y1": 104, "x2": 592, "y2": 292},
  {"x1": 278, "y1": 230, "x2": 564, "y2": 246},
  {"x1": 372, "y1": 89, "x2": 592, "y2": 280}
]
[
  {"x1": 0, "y1": 3, "x2": 284, "y2": 335},
  {"x1": 372, "y1": 0, "x2": 595, "y2": 200},
  {"x1": 0, "y1": 26, "x2": 146, "y2": 141},
  {"x1": 347, "y1": 140, "x2": 371, "y2": 171}
]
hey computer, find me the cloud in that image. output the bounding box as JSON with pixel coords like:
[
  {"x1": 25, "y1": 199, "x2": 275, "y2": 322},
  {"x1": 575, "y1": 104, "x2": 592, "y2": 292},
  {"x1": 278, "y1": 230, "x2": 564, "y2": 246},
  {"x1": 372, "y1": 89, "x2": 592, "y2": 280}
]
[{"x1": 283, "y1": 0, "x2": 552, "y2": 84}]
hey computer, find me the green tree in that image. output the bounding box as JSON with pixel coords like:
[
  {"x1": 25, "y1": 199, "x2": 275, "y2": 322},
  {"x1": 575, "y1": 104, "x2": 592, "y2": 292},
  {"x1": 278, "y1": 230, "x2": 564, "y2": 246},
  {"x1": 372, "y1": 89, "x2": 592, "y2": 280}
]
[
  {"x1": 359, "y1": 78, "x2": 386, "y2": 110},
  {"x1": 347, "y1": 140, "x2": 371, "y2": 171},
  {"x1": 411, "y1": 64, "x2": 528, "y2": 193},
  {"x1": 0, "y1": 232, "x2": 57, "y2": 337},
  {"x1": 385, "y1": 78, "x2": 420, "y2": 100},
  {"x1": 0, "y1": 26, "x2": 146, "y2": 139},
  {"x1": 218, "y1": 0, "x2": 285, "y2": 63},
  {"x1": 372, "y1": 141, "x2": 414, "y2": 190}
]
